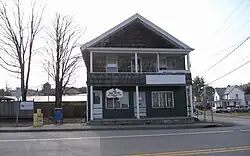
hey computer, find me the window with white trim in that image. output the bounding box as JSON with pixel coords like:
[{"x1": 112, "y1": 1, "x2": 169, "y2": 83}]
[
  {"x1": 106, "y1": 92, "x2": 129, "y2": 109},
  {"x1": 152, "y1": 91, "x2": 174, "y2": 108},
  {"x1": 106, "y1": 56, "x2": 118, "y2": 72}
]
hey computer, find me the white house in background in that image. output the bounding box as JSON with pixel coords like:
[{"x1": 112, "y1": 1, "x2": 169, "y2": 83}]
[
  {"x1": 213, "y1": 85, "x2": 246, "y2": 109},
  {"x1": 223, "y1": 85, "x2": 246, "y2": 106},
  {"x1": 214, "y1": 88, "x2": 226, "y2": 103}
]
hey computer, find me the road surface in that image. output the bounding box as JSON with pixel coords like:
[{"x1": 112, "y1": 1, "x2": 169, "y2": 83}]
[
  {"x1": 0, "y1": 125, "x2": 250, "y2": 156},
  {"x1": 199, "y1": 112, "x2": 250, "y2": 126}
]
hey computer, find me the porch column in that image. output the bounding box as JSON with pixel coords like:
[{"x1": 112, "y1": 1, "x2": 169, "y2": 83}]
[
  {"x1": 86, "y1": 84, "x2": 89, "y2": 122},
  {"x1": 187, "y1": 54, "x2": 194, "y2": 117},
  {"x1": 134, "y1": 52, "x2": 140, "y2": 119},
  {"x1": 90, "y1": 86, "x2": 93, "y2": 121},
  {"x1": 157, "y1": 53, "x2": 160, "y2": 72},
  {"x1": 135, "y1": 52, "x2": 138, "y2": 72},
  {"x1": 186, "y1": 86, "x2": 190, "y2": 117},
  {"x1": 136, "y1": 86, "x2": 140, "y2": 119},
  {"x1": 90, "y1": 51, "x2": 93, "y2": 72}
]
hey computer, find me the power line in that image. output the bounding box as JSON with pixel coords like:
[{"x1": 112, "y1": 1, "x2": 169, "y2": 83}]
[
  {"x1": 209, "y1": 0, "x2": 245, "y2": 40},
  {"x1": 199, "y1": 35, "x2": 250, "y2": 76},
  {"x1": 208, "y1": 59, "x2": 250, "y2": 85},
  {"x1": 225, "y1": 20, "x2": 250, "y2": 43},
  {"x1": 222, "y1": 1, "x2": 250, "y2": 34},
  {"x1": 209, "y1": 39, "x2": 246, "y2": 58}
]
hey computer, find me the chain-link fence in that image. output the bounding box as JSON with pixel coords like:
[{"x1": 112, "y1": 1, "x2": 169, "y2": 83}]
[
  {"x1": 195, "y1": 110, "x2": 216, "y2": 122},
  {"x1": 0, "y1": 101, "x2": 86, "y2": 126}
]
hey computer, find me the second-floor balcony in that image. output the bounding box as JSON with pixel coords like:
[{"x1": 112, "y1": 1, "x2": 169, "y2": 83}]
[
  {"x1": 87, "y1": 52, "x2": 192, "y2": 86},
  {"x1": 91, "y1": 52, "x2": 188, "y2": 73}
]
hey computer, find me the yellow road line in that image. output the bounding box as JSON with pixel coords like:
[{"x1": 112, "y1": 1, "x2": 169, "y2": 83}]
[{"x1": 126, "y1": 145, "x2": 250, "y2": 156}]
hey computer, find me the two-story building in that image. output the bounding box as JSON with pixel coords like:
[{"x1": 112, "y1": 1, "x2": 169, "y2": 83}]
[
  {"x1": 81, "y1": 13, "x2": 194, "y2": 121},
  {"x1": 213, "y1": 85, "x2": 246, "y2": 109}
]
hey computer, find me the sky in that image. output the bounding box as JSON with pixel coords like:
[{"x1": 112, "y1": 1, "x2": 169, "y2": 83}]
[{"x1": 1, "y1": 0, "x2": 250, "y2": 90}]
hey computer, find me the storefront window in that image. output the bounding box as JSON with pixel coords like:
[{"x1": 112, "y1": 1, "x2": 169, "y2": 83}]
[{"x1": 106, "y1": 92, "x2": 129, "y2": 109}]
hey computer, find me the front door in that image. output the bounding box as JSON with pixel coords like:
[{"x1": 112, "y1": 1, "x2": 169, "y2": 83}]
[
  {"x1": 134, "y1": 92, "x2": 146, "y2": 117},
  {"x1": 93, "y1": 90, "x2": 103, "y2": 119}
]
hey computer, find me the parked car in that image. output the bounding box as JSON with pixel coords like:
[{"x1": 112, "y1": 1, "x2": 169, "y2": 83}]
[
  {"x1": 214, "y1": 107, "x2": 223, "y2": 113},
  {"x1": 226, "y1": 107, "x2": 232, "y2": 113},
  {"x1": 234, "y1": 105, "x2": 249, "y2": 112}
]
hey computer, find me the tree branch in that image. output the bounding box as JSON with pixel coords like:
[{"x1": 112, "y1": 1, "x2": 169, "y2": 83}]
[{"x1": 0, "y1": 0, "x2": 44, "y2": 101}]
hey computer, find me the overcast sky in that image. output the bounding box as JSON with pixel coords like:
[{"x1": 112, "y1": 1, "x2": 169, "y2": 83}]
[{"x1": 1, "y1": 0, "x2": 250, "y2": 90}]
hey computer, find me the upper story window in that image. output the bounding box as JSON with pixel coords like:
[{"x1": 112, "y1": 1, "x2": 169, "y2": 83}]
[
  {"x1": 235, "y1": 94, "x2": 239, "y2": 99},
  {"x1": 159, "y1": 57, "x2": 168, "y2": 71},
  {"x1": 167, "y1": 57, "x2": 177, "y2": 69},
  {"x1": 223, "y1": 95, "x2": 228, "y2": 99},
  {"x1": 131, "y1": 57, "x2": 142, "y2": 72},
  {"x1": 106, "y1": 56, "x2": 118, "y2": 72}
]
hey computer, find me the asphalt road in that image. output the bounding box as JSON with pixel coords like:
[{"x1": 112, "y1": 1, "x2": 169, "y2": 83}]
[
  {"x1": 199, "y1": 112, "x2": 250, "y2": 126},
  {"x1": 0, "y1": 125, "x2": 250, "y2": 156}
]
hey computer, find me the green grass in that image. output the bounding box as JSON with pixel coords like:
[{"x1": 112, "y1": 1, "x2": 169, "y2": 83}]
[{"x1": 232, "y1": 112, "x2": 250, "y2": 117}]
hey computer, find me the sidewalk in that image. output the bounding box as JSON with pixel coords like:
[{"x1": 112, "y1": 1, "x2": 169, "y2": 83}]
[{"x1": 0, "y1": 122, "x2": 235, "y2": 133}]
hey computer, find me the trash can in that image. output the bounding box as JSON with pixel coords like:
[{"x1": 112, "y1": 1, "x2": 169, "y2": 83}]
[{"x1": 54, "y1": 108, "x2": 63, "y2": 124}]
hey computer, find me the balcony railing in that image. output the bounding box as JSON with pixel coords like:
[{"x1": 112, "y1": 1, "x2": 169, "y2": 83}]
[
  {"x1": 91, "y1": 53, "x2": 187, "y2": 73},
  {"x1": 87, "y1": 72, "x2": 192, "y2": 86}
]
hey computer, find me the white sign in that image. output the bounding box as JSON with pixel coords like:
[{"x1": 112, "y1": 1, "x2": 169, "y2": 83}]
[
  {"x1": 106, "y1": 88, "x2": 123, "y2": 98},
  {"x1": 16, "y1": 87, "x2": 21, "y2": 100},
  {"x1": 20, "y1": 101, "x2": 34, "y2": 110}
]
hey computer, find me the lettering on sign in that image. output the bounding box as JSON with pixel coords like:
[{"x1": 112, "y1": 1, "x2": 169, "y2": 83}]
[{"x1": 106, "y1": 88, "x2": 123, "y2": 98}]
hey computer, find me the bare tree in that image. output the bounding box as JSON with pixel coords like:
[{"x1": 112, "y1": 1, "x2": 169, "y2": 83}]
[
  {"x1": 0, "y1": 0, "x2": 44, "y2": 101},
  {"x1": 43, "y1": 13, "x2": 83, "y2": 108}
]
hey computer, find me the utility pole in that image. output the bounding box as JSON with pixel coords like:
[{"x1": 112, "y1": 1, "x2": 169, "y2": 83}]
[
  {"x1": 203, "y1": 85, "x2": 207, "y2": 122},
  {"x1": 47, "y1": 62, "x2": 50, "y2": 102},
  {"x1": 187, "y1": 54, "x2": 194, "y2": 117}
]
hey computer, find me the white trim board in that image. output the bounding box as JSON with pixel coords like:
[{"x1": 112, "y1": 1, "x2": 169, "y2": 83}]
[
  {"x1": 81, "y1": 13, "x2": 194, "y2": 51},
  {"x1": 86, "y1": 47, "x2": 191, "y2": 54}
]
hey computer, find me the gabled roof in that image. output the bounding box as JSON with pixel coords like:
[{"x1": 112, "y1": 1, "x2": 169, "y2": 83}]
[
  {"x1": 81, "y1": 13, "x2": 193, "y2": 50},
  {"x1": 215, "y1": 88, "x2": 226, "y2": 96},
  {"x1": 224, "y1": 85, "x2": 244, "y2": 95}
]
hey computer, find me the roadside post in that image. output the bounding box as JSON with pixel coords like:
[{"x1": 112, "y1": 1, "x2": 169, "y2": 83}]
[
  {"x1": 211, "y1": 104, "x2": 214, "y2": 122},
  {"x1": 16, "y1": 100, "x2": 19, "y2": 126},
  {"x1": 15, "y1": 87, "x2": 21, "y2": 126},
  {"x1": 203, "y1": 85, "x2": 207, "y2": 122}
]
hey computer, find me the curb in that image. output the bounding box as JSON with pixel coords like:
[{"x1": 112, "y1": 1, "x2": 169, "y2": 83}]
[{"x1": 0, "y1": 123, "x2": 235, "y2": 133}]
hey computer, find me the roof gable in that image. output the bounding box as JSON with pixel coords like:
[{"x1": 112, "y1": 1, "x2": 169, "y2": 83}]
[
  {"x1": 215, "y1": 88, "x2": 226, "y2": 96},
  {"x1": 92, "y1": 19, "x2": 179, "y2": 48},
  {"x1": 82, "y1": 13, "x2": 193, "y2": 50},
  {"x1": 224, "y1": 85, "x2": 244, "y2": 95}
]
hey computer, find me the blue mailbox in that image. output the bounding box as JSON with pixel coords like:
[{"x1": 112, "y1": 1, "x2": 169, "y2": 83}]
[{"x1": 54, "y1": 108, "x2": 63, "y2": 124}]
